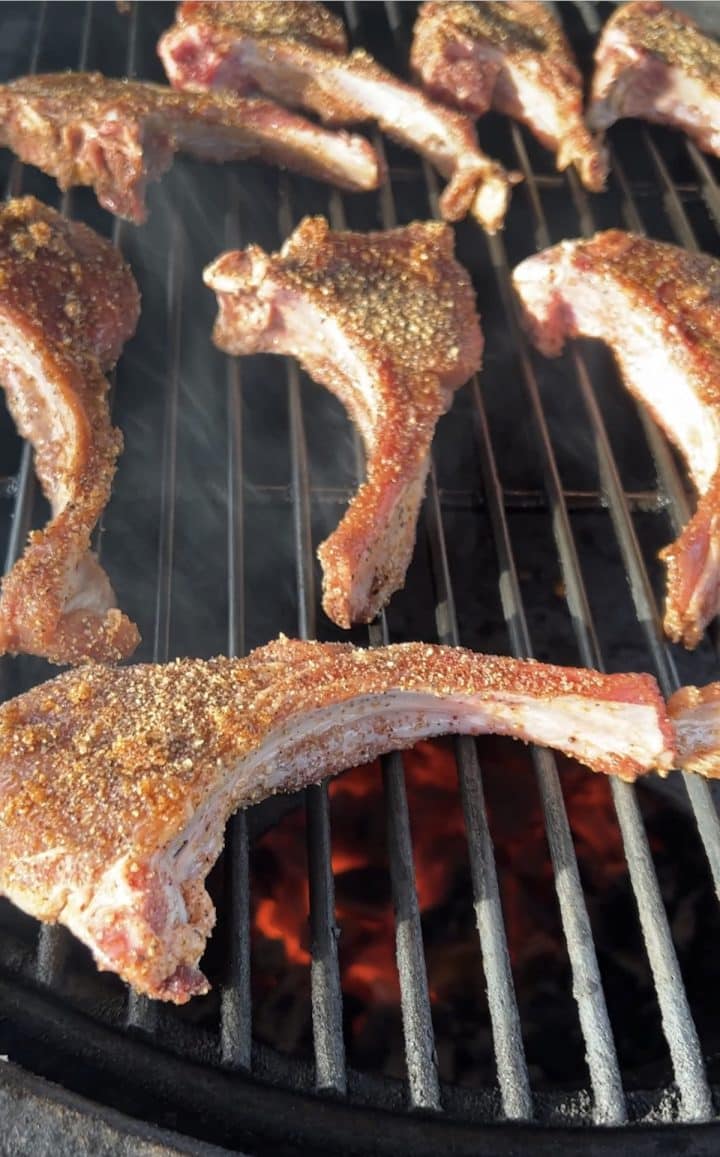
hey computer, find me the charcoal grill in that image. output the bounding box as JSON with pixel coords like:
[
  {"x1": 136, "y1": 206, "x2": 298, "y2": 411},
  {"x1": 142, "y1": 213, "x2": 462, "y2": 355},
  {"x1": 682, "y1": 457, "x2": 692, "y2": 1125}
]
[{"x1": 0, "y1": 1, "x2": 719, "y2": 1153}]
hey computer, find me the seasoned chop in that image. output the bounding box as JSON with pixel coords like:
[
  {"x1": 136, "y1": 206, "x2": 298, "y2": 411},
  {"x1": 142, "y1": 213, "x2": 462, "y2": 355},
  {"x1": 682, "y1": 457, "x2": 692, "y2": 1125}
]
[
  {"x1": 205, "y1": 217, "x2": 483, "y2": 628},
  {"x1": 411, "y1": 1, "x2": 607, "y2": 192},
  {"x1": 0, "y1": 72, "x2": 383, "y2": 223},
  {"x1": 158, "y1": 0, "x2": 520, "y2": 232},
  {"x1": 668, "y1": 683, "x2": 720, "y2": 778},
  {"x1": 0, "y1": 197, "x2": 139, "y2": 666},
  {"x1": 0, "y1": 636, "x2": 674, "y2": 1001},
  {"x1": 512, "y1": 230, "x2": 720, "y2": 649},
  {"x1": 589, "y1": 1, "x2": 720, "y2": 158}
]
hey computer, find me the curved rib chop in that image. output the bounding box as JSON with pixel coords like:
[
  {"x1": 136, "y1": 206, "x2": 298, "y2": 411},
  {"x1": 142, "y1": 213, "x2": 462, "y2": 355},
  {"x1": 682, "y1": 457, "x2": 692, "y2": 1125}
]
[
  {"x1": 158, "y1": 0, "x2": 520, "y2": 232},
  {"x1": 668, "y1": 683, "x2": 720, "y2": 778},
  {"x1": 0, "y1": 72, "x2": 383, "y2": 223},
  {"x1": 512, "y1": 230, "x2": 720, "y2": 649},
  {"x1": 411, "y1": 1, "x2": 607, "y2": 192},
  {"x1": 0, "y1": 197, "x2": 140, "y2": 666},
  {"x1": 204, "y1": 216, "x2": 483, "y2": 628},
  {"x1": 0, "y1": 636, "x2": 674, "y2": 1001},
  {"x1": 588, "y1": 1, "x2": 720, "y2": 158}
]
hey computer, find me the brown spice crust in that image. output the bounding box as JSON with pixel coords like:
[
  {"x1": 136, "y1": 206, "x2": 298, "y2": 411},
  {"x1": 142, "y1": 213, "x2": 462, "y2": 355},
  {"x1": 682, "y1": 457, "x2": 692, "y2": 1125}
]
[
  {"x1": 668, "y1": 681, "x2": 720, "y2": 777},
  {"x1": 0, "y1": 72, "x2": 383, "y2": 222},
  {"x1": 600, "y1": 1, "x2": 720, "y2": 83},
  {"x1": 0, "y1": 637, "x2": 674, "y2": 998},
  {"x1": 513, "y1": 229, "x2": 720, "y2": 649},
  {"x1": 0, "y1": 196, "x2": 140, "y2": 665},
  {"x1": 412, "y1": 1, "x2": 607, "y2": 191},
  {"x1": 176, "y1": 0, "x2": 349, "y2": 54},
  {"x1": 0, "y1": 639, "x2": 671, "y2": 872},
  {"x1": 158, "y1": 2, "x2": 520, "y2": 231},
  {"x1": 205, "y1": 217, "x2": 483, "y2": 627}
]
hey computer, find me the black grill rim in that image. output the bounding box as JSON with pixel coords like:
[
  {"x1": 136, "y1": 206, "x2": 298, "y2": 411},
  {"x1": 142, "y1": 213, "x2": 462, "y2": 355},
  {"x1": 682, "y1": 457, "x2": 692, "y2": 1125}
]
[
  {"x1": 0, "y1": 1061, "x2": 228, "y2": 1157},
  {"x1": 1, "y1": 975, "x2": 719, "y2": 1156}
]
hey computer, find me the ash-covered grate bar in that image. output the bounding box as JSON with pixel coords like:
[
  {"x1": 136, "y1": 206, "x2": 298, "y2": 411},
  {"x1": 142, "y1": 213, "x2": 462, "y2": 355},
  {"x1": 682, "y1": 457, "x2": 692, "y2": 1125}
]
[
  {"x1": 568, "y1": 340, "x2": 714, "y2": 1119},
  {"x1": 279, "y1": 179, "x2": 347, "y2": 1095},
  {"x1": 423, "y1": 461, "x2": 533, "y2": 1122},
  {"x1": 373, "y1": 686, "x2": 442, "y2": 1112},
  {"x1": 503, "y1": 66, "x2": 714, "y2": 1116},
  {"x1": 220, "y1": 178, "x2": 252, "y2": 1070},
  {"x1": 381, "y1": 127, "x2": 533, "y2": 1119},
  {"x1": 398, "y1": 46, "x2": 628, "y2": 1131},
  {"x1": 325, "y1": 184, "x2": 440, "y2": 1112},
  {"x1": 470, "y1": 357, "x2": 627, "y2": 1125}
]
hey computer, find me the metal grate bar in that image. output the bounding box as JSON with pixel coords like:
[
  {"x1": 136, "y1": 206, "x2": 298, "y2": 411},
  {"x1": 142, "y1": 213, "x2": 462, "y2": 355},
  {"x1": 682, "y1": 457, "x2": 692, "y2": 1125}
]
[
  {"x1": 471, "y1": 363, "x2": 627, "y2": 1124},
  {"x1": 90, "y1": 1, "x2": 139, "y2": 573},
  {"x1": 684, "y1": 142, "x2": 720, "y2": 230},
  {"x1": 304, "y1": 778, "x2": 346, "y2": 1093},
  {"x1": 415, "y1": 126, "x2": 628, "y2": 1116},
  {"x1": 372, "y1": 674, "x2": 442, "y2": 1112},
  {"x1": 150, "y1": 224, "x2": 183, "y2": 670},
  {"x1": 611, "y1": 778, "x2": 714, "y2": 1122},
  {"x1": 364, "y1": 613, "x2": 442, "y2": 1110},
  {"x1": 385, "y1": 144, "x2": 532, "y2": 1118},
  {"x1": 381, "y1": 2, "x2": 625, "y2": 1121},
  {"x1": 509, "y1": 120, "x2": 714, "y2": 1118},
  {"x1": 193, "y1": 482, "x2": 664, "y2": 514},
  {"x1": 642, "y1": 135, "x2": 699, "y2": 251},
  {"x1": 424, "y1": 462, "x2": 533, "y2": 1121},
  {"x1": 335, "y1": 139, "x2": 441, "y2": 1108},
  {"x1": 126, "y1": 210, "x2": 184, "y2": 1033},
  {"x1": 220, "y1": 175, "x2": 252, "y2": 1070},
  {"x1": 221, "y1": 811, "x2": 252, "y2": 1068},
  {"x1": 279, "y1": 181, "x2": 347, "y2": 1095}
]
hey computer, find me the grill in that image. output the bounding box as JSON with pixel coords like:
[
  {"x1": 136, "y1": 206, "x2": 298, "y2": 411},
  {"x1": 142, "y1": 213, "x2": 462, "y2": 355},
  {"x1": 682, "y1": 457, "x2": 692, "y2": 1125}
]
[{"x1": 0, "y1": 1, "x2": 719, "y2": 1153}]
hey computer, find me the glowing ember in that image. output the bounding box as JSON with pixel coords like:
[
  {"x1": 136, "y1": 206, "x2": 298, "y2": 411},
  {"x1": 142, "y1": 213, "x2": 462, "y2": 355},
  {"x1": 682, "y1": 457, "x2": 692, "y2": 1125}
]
[{"x1": 251, "y1": 736, "x2": 632, "y2": 1019}]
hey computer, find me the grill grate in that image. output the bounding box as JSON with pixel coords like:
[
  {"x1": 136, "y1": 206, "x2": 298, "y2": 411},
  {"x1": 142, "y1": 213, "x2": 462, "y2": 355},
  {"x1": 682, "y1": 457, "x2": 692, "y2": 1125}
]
[{"x1": 0, "y1": 1, "x2": 718, "y2": 1149}]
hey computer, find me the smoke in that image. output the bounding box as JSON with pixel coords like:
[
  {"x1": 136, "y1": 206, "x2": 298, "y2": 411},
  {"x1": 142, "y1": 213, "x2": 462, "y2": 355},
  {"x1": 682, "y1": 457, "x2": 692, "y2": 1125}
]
[{"x1": 106, "y1": 148, "x2": 362, "y2": 662}]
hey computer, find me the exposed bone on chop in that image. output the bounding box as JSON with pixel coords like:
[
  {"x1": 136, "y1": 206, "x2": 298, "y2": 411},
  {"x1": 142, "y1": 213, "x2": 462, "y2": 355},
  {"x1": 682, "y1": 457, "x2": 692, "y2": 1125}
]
[
  {"x1": 204, "y1": 216, "x2": 483, "y2": 628},
  {"x1": 411, "y1": 1, "x2": 607, "y2": 192},
  {"x1": 0, "y1": 636, "x2": 674, "y2": 1001},
  {"x1": 513, "y1": 230, "x2": 720, "y2": 649},
  {"x1": 0, "y1": 196, "x2": 140, "y2": 665},
  {"x1": 668, "y1": 683, "x2": 720, "y2": 778},
  {"x1": 588, "y1": 1, "x2": 720, "y2": 158},
  {"x1": 0, "y1": 71, "x2": 384, "y2": 223},
  {"x1": 158, "y1": 0, "x2": 520, "y2": 232}
]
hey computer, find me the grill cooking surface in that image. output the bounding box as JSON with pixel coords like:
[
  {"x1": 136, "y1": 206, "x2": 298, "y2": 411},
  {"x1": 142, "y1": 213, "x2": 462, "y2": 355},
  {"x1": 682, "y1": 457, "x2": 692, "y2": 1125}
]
[{"x1": 0, "y1": 2, "x2": 719, "y2": 1152}]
